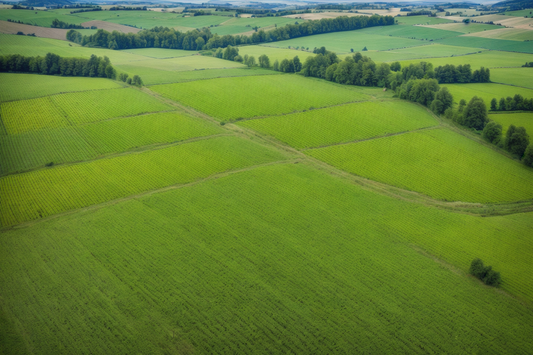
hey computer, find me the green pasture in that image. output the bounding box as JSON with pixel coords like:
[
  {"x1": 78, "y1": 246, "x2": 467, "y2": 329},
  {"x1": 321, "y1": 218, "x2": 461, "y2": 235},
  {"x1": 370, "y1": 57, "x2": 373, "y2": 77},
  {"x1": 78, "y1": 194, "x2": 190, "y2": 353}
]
[
  {"x1": 0, "y1": 135, "x2": 290, "y2": 227},
  {"x1": 463, "y1": 27, "x2": 533, "y2": 41},
  {"x1": 0, "y1": 9, "x2": 85, "y2": 27},
  {"x1": 359, "y1": 24, "x2": 463, "y2": 41},
  {"x1": 210, "y1": 16, "x2": 298, "y2": 35},
  {"x1": 395, "y1": 16, "x2": 453, "y2": 26},
  {"x1": 238, "y1": 45, "x2": 312, "y2": 64},
  {"x1": 307, "y1": 127, "x2": 533, "y2": 203},
  {"x1": 151, "y1": 75, "x2": 372, "y2": 121},
  {"x1": 120, "y1": 48, "x2": 197, "y2": 58},
  {"x1": 500, "y1": 8, "x2": 533, "y2": 17},
  {"x1": 238, "y1": 100, "x2": 437, "y2": 149},
  {"x1": 399, "y1": 50, "x2": 533, "y2": 70},
  {"x1": 262, "y1": 31, "x2": 426, "y2": 54},
  {"x1": 145, "y1": 67, "x2": 278, "y2": 84},
  {"x1": 0, "y1": 88, "x2": 171, "y2": 134},
  {"x1": 489, "y1": 112, "x2": 533, "y2": 136},
  {"x1": 1, "y1": 163, "x2": 532, "y2": 355},
  {"x1": 369, "y1": 44, "x2": 483, "y2": 63},
  {"x1": 491, "y1": 68, "x2": 533, "y2": 89},
  {"x1": 443, "y1": 83, "x2": 533, "y2": 108},
  {"x1": 436, "y1": 36, "x2": 533, "y2": 53},
  {"x1": 0, "y1": 112, "x2": 223, "y2": 175},
  {"x1": 0, "y1": 73, "x2": 123, "y2": 102},
  {"x1": 419, "y1": 22, "x2": 504, "y2": 34}
]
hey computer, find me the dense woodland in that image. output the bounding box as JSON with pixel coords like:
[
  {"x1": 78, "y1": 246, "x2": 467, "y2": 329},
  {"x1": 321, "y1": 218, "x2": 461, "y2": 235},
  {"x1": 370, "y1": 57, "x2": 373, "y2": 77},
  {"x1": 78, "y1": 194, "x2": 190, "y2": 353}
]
[{"x1": 66, "y1": 15, "x2": 394, "y2": 50}]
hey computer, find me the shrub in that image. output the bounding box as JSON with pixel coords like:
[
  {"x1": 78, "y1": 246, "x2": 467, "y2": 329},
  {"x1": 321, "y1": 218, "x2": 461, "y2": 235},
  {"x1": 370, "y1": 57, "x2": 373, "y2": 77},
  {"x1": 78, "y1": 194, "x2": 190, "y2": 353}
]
[{"x1": 469, "y1": 258, "x2": 501, "y2": 287}]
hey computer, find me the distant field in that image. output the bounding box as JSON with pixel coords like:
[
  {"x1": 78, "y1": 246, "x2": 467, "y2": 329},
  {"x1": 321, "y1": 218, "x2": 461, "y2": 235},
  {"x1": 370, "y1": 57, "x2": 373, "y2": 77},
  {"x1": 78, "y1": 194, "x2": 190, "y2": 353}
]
[
  {"x1": 419, "y1": 22, "x2": 503, "y2": 33},
  {"x1": 120, "y1": 48, "x2": 197, "y2": 58},
  {"x1": 443, "y1": 83, "x2": 533, "y2": 108},
  {"x1": 369, "y1": 44, "x2": 483, "y2": 63},
  {"x1": 399, "y1": 50, "x2": 533, "y2": 70},
  {"x1": 210, "y1": 16, "x2": 297, "y2": 35},
  {"x1": 0, "y1": 9, "x2": 85, "y2": 27},
  {"x1": 151, "y1": 75, "x2": 371, "y2": 121},
  {"x1": 307, "y1": 128, "x2": 533, "y2": 203},
  {"x1": 501, "y1": 8, "x2": 533, "y2": 17},
  {"x1": 144, "y1": 67, "x2": 278, "y2": 84},
  {"x1": 238, "y1": 100, "x2": 437, "y2": 149},
  {"x1": 359, "y1": 24, "x2": 463, "y2": 40},
  {"x1": 489, "y1": 112, "x2": 533, "y2": 136},
  {"x1": 395, "y1": 16, "x2": 453, "y2": 26},
  {"x1": 0, "y1": 88, "x2": 171, "y2": 134},
  {"x1": 491, "y1": 68, "x2": 533, "y2": 89},
  {"x1": 262, "y1": 31, "x2": 426, "y2": 54},
  {"x1": 1, "y1": 163, "x2": 532, "y2": 354},
  {"x1": 239, "y1": 45, "x2": 312, "y2": 64},
  {"x1": 462, "y1": 27, "x2": 533, "y2": 41},
  {"x1": 0, "y1": 135, "x2": 290, "y2": 227},
  {"x1": 436, "y1": 36, "x2": 533, "y2": 53},
  {"x1": 0, "y1": 73, "x2": 123, "y2": 102},
  {"x1": 0, "y1": 112, "x2": 223, "y2": 175}
]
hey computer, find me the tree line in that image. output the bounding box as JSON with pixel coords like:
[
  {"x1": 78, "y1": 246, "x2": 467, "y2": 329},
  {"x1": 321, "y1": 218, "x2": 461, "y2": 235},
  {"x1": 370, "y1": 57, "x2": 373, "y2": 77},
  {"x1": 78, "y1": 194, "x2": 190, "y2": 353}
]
[
  {"x1": 469, "y1": 259, "x2": 501, "y2": 287},
  {"x1": 490, "y1": 95, "x2": 533, "y2": 112},
  {"x1": 51, "y1": 19, "x2": 89, "y2": 30},
  {"x1": 434, "y1": 64, "x2": 490, "y2": 84},
  {"x1": 66, "y1": 14, "x2": 394, "y2": 50}
]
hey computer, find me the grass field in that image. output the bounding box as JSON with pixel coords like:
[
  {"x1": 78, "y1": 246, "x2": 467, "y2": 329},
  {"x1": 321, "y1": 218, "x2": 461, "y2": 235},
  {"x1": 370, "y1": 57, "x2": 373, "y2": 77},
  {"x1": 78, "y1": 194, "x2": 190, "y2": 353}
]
[
  {"x1": 0, "y1": 9, "x2": 85, "y2": 27},
  {"x1": 501, "y1": 8, "x2": 533, "y2": 17},
  {"x1": 490, "y1": 68, "x2": 533, "y2": 89},
  {"x1": 462, "y1": 27, "x2": 533, "y2": 41},
  {"x1": 359, "y1": 24, "x2": 463, "y2": 40},
  {"x1": 369, "y1": 44, "x2": 483, "y2": 63},
  {"x1": 0, "y1": 88, "x2": 171, "y2": 134},
  {"x1": 0, "y1": 112, "x2": 224, "y2": 175},
  {"x1": 307, "y1": 128, "x2": 533, "y2": 203},
  {"x1": 1, "y1": 163, "x2": 532, "y2": 354},
  {"x1": 436, "y1": 36, "x2": 533, "y2": 53},
  {"x1": 238, "y1": 100, "x2": 438, "y2": 149},
  {"x1": 150, "y1": 75, "x2": 372, "y2": 121},
  {"x1": 489, "y1": 112, "x2": 533, "y2": 136},
  {"x1": 239, "y1": 45, "x2": 313, "y2": 64},
  {"x1": 120, "y1": 48, "x2": 197, "y2": 58},
  {"x1": 443, "y1": 83, "x2": 533, "y2": 108},
  {"x1": 0, "y1": 73, "x2": 123, "y2": 102},
  {"x1": 395, "y1": 16, "x2": 453, "y2": 26},
  {"x1": 210, "y1": 16, "x2": 298, "y2": 35},
  {"x1": 419, "y1": 22, "x2": 503, "y2": 33},
  {"x1": 0, "y1": 135, "x2": 291, "y2": 227}
]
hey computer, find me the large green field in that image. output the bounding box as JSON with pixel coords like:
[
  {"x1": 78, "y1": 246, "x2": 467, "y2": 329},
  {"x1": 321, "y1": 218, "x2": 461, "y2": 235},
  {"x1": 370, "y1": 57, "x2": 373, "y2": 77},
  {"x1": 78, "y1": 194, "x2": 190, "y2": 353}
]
[
  {"x1": 150, "y1": 75, "x2": 373, "y2": 121},
  {"x1": 307, "y1": 127, "x2": 533, "y2": 203},
  {"x1": 210, "y1": 16, "x2": 298, "y2": 35},
  {"x1": 489, "y1": 112, "x2": 533, "y2": 136},
  {"x1": 443, "y1": 83, "x2": 533, "y2": 108},
  {"x1": 0, "y1": 9, "x2": 86, "y2": 27},
  {"x1": 369, "y1": 44, "x2": 484, "y2": 63},
  {"x1": 490, "y1": 68, "x2": 533, "y2": 89},
  {"x1": 399, "y1": 50, "x2": 533, "y2": 69},
  {"x1": 436, "y1": 36, "x2": 533, "y2": 53},
  {"x1": 1, "y1": 163, "x2": 532, "y2": 354},
  {"x1": 238, "y1": 100, "x2": 438, "y2": 149},
  {"x1": 239, "y1": 45, "x2": 312, "y2": 64}
]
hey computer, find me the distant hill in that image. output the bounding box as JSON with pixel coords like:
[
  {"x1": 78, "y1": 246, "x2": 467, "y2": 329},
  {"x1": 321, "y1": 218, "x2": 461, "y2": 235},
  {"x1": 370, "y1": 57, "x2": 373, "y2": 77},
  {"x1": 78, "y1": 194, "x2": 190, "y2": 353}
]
[
  {"x1": 492, "y1": 0, "x2": 533, "y2": 10},
  {"x1": 20, "y1": 0, "x2": 72, "y2": 7}
]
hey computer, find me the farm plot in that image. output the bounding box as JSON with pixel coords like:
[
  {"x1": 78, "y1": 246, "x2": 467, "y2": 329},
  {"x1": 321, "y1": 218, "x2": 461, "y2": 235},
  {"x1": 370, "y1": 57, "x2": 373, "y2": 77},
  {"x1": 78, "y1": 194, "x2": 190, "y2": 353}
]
[
  {"x1": 359, "y1": 24, "x2": 463, "y2": 41},
  {"x1": 238, "y1": 100, "x2": 438, "y2": 149},
  {"x1": 0, "y1": 73, "x2": 122, "y2": 102},
  {"x1": 0, "y1": 96, "x2": 68, "y2": 134},
  {"x1": 1, "y1": 163, "x2": 533, "y2": 355},
  {"x1": 211, "y1": 16, "x2": 297, "y2": 36},
  {"x1": 436, "y1": 36, "x2": 533, "y2": 53},
  {"x1": 369, "y1": 44, "x2": 483, "y2": 63},
  {"x1": 307, "y1": 128, "x2": 533, "y2": 203},
  {"x1": 395, "y1": 16, "x2": 453, "y2": 26},
  {"x1": 0, "y1": 112, "x2": 223, "y2": 175},
  {"x1": 120, "y1": 48, "x2": 197, "y2": 58},
  {"x1": 419, "y1": 22, "x2": 502, "y2": 34},
  {"x1": 491, "y1": 68, "x2": 533, "y2": 89},
  {"x1": 443, "y1": 83, "x2": 533, "y2": 108},
  {"x1": 462, "y1": 27, "x2": 533, "y2": 41},
  {"x1": 239, "y1": 45, "x2": 313, "y2": 64},
  {"x1": 0, "y1": 135, "x2": 291, "y2": 227},
  {"x1": 0, "y1": 9, "x2": 85, "y2": 27},
  {"x1": 144, "y1": 68, "x2": 278, "y2": 84},
  {"x1": 262, "y1": 31, "x2": 425, "y2": 54},
  {"x1": 488, "y1": 112, "x2": 533, "y2": 136},
  {"x1": 150, "y1": 75, "x2": 370, "y2": 121}
]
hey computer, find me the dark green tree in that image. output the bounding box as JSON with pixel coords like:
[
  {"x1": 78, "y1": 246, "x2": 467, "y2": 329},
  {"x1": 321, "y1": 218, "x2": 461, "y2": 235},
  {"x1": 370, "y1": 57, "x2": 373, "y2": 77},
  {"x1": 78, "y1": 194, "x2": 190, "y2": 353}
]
[
  {"x1": 435, "y1": 87, "x2": 453, "y2": 113},
  {"x1": 463, "y1": 96, "x2": 488, "y2": 130},
  {"x1": 505, "y1": 125, "x2": 530, "y2": 157},
  {"x1": 523, "y1": 144, "x2": 533, "y2": 167},
  {"x1": 499, "y1": 97, "x2": 506, "y2": 111},
  {"x1": 469, "y1": 258, "x2": 485, "y2": 279},
  {"x1": 490, "y1": 98, "x2": 497, "y2": 111},
  {"x1": 390, "y1": 61, "x2": 401, "y2": 72},
  {"x1": 482, "y1": 121, "x2": 503, "y2": 144},
  {"x1": 258, "y1": 54, "x2": 270, "y2": 68}
]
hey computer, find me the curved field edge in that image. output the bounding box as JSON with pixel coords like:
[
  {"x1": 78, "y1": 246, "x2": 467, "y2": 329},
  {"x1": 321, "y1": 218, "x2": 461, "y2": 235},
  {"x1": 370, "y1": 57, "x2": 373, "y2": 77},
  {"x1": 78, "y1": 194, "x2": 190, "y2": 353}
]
[
  {"x1": 0, "y1": 163, "x2": 532, "y2": 355},
  {"x1": 306, "y1": 127, "x2": 533, "y2": 203}
]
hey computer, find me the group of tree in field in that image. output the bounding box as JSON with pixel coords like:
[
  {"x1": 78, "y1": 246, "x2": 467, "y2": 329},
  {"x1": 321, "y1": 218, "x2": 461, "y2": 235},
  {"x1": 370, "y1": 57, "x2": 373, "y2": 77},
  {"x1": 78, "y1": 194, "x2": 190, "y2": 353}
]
[
  {"x1": 434, "y1": 64, "x2": 490, "y2": 84},
  {"x1": 51, "y1": 19, "x2": 88, "y2": 30},
  {"x1": 490, "y1": 95, "x2": 533, "y2": 112},
  {"x1": 469, "y1": 259, "x2": 501, "y2": 287},
  {"x1": 66, "y1": 14, "x2": 394, "y2": 50},
  {"x1": 0, "y1": 53, "x2": 144, "y2": 86},
  {"x1": 522, "y1": 62, "x2": 533, "y2": 67},
  {"x1": 397, "y1": 78, "x2": 454, "y2": 115}
]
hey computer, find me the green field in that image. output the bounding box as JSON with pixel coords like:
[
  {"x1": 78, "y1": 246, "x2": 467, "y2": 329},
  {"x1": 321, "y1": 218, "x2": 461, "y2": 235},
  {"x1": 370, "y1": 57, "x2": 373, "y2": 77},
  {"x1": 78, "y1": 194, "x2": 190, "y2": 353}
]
[
  {"x1": 489, "y1": 112, "x2": 533, "y2": 136},
  {"x1": 359, "y1": 24, "x2": 463, "y2": 40},
  {"x1": 443, "y1": 83, "x2": 533, "y2": 108},
  {"x1": 0, "y1": 73, "x2": 123, "y2": 102},
  {"x1": 238, "y1": 100, "x2": 438, "y2": 149},
  {"x1": 239, "y1": 45, "x2": 312, "y2": 64},
  {"x1": 419, "y1": 22, "x2": 504, "y2": 34},
  {"x1": 0, "y1": 88, "x2": 171, "y2": 134},
  {"x1": 307, "y1": 128, "x2": 533, "y2": 203},
  {"x1": 463, "y1": 27, "x2": 533, "y2": 41},
  {"x1": 0, "y1": 9, "x2": 85, "y2": 27},
  {"x1": 120, "y1": 48, "x2": 197, "y2": 58},
  {"x1": 210, "y1": 16, "x2": 298, "y2": 35},
  {"x1": 0, "y1": 112, "x2": 223, "y2": 175},
  {"x1": 1, "y1": 163, "x2": 532, "y2": 354},
  {"x1": 0, "y1": 135, "x2": 290, "y2": 227},
  {"x1": 491, "y1": 68, "x2": 533, "y2": 89},
  {"x1": 436, "y1": 36, "x2": 533, "y2": 53},
  {"x1": 151, "y1": 75, "x2": 372, "y2": 121},
  {"x1": 500, "y1": 8, "x2": 533, "y2": 17},
  {"x1": 395, "y1": 16, "x2": 453, "y2": 25},
  {"x1": 144, "y1": 67, "x2": 278, "y2": 84},
  {"x1": 369, "y1": 44, "x2": 484, "y2": 63}
]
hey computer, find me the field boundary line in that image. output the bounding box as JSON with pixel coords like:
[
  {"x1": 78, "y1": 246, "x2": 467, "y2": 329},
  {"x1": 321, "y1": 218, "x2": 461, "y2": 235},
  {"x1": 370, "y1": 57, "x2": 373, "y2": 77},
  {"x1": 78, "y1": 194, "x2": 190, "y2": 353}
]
[
  {"x1": 144, "y1": 73, "x2": 280, "y2": 86},
  {"x1": 1, "y1": 158, "x2": 301, "y2": 232}
]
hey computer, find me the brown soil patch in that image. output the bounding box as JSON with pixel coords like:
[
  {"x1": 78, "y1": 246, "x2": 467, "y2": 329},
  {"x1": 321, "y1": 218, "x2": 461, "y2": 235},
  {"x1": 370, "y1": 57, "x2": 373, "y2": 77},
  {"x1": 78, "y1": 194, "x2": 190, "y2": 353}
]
[
  {"x1": 80, "y1": 20, "x2": 141, "y2": 34},
  {"x1": 0, "y1": 20, "x2": 68, "y2": 40}
]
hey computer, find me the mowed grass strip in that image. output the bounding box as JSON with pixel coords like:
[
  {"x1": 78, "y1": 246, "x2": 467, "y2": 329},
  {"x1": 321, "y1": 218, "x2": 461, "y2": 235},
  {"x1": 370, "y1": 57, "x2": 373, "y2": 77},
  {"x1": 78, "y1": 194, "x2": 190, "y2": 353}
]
[
  {"x1": 238, "y1": 100, "x2": 438, "y2": 149},
  {"x1": 151, "y1": 75, "x2": 369, "y2": 121},
  {"x1": 0, "y1": 135, "x2": 290, "y2": 227},
  {"x1": 0, "y1": 112, "x2": 223, "y2": 175},
  {"x1": 1, "y1": 163, "x2": 532, "y2": 354},
  {"x1": 0, "y1": 73, "x2": 123, "y2": 102},
  {"x1": 307, "y1": 128, "x2": 533, "y2": 203}
]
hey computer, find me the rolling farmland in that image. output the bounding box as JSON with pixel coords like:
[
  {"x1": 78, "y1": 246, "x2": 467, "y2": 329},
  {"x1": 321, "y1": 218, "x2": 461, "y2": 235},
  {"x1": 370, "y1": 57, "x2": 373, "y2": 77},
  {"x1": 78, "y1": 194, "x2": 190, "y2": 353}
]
[
  {"x1": 488, "y1": 112, "x2": 533, "y2": 135},
  {"x1": 490, "y1": 68, "x2": 533, "y2": 89},
  {"x1": 307, "y1": 128, "x2": 533, "y2": 203},
  {"x1": 443, "y1": 83, "x2": 533, "y2": 108}
]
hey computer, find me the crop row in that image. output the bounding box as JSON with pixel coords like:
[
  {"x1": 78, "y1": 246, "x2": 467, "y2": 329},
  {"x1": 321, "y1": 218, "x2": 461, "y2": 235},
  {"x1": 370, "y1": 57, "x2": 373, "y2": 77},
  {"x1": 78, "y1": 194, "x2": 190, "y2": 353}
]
[{"x1": 0, "y1": 135, "x2": 290, "y2": 227}]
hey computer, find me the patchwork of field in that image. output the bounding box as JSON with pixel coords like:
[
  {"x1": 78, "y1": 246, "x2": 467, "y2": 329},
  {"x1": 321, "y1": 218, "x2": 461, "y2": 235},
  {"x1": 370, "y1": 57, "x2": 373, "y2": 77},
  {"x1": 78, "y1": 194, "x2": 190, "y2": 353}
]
[
  {"x1": 150, "y1": 75, "x2": 373, "y2": 121},
  {"x1": 436, "y1": 36, "x2": 533, "y2": 53},
  {"x1": 501, "y1": 9, "x2": 533, "y2": 17},
  {"x1": 146, "y1": 67, "x2": 278, "y2": 84},
  {"x1": 399, "y1": 50, "x2": 533, "y2": 69},
  {"x1": 1, "y1": 163, "x2": 532, "y2": 355},
  {"x1": 239, "y1": 45, "x2": 312, "y2": 63},
  {"x1": 443, "y1": 83, "x2": 533, "y2": 108},
  {"x1": 369, "y1": 44, "x2": 484, "y2": 63},
  {"x1": 307, "y1": 128, "x2": 533, "y2": 203},
  {"x1": 0, "y1": 9, "x2": 86, "y2": 27},
  {"x1": 0, "y1": 73, "x2": 123, "y2": 102},
  {"x1": 0, "y1": 112, "x2": 223, "y2": 175},
  {"x1": 395, "y1": 16, "x2": 453, "y2": 26},
  {"x1": 79, "y1": 20, "x2": 141, "y2": 33},
  {"x1": 238, "y1": 100, "x2": 438, "y2": 149},
  {"x1": 210, "y1": 16, "x2": 298, "y2": 36},
  {"x1": 463, "y1": 27, "x2": 533, "y2": 41},
  {"x1": 489, "y1": 112, "x2": 533, "y2": 136},
  {"x1": 490, "y1": 68, "x2": 533, "y2": 89},
  {"x1": 419, "y1": 22, "x2": 504, "y2": 33},
  {"x1": 455, "y1": 14, "x2": 533, "y2": 29},
  {"x1": 0, "y1": 135, "x2": 290, "y2": 227}
]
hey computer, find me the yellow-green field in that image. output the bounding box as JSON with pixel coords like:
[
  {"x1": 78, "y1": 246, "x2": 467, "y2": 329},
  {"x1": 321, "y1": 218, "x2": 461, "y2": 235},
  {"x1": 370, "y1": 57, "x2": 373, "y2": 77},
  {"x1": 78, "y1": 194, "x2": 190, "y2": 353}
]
[{"x1": 489, "y1": 112, "x2": 533, "y2": 135}]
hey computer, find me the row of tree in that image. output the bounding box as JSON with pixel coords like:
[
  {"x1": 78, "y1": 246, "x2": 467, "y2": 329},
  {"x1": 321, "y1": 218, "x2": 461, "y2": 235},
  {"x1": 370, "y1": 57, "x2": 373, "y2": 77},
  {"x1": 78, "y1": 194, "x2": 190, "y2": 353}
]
[
  {"x1": 397, "y1": 78, "x2": 454, "y2": 115},
  {"x1": 490, "y1": 95, "x2": 533, "y2": 112},
  {"x1": 434, "y1": 64, "x2": 490, "y2": 84},
  {"x1": 469, "y1": 259, "x2": 501, "y2": 287},
  {"x1": 51, "y1": 19, "x2": 87, "y2": 29},
  {"x1": 66, "y1": 14, "x2": 394, "y2": 50}
]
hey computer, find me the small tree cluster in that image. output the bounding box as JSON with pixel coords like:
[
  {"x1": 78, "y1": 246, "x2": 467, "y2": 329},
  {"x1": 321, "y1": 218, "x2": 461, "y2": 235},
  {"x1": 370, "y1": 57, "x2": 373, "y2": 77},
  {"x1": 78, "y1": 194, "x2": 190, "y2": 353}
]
[
  {"x1": 274, "y1": 56, "x2": 301, "y2": 73},
  {"x1": 469, "y1": 258, "x2": 501, "y2": 287},
  {"x1": 397, "y1": 78, "x2": 453, "y2": 115},
  {"x1": 490, "y1": 94, "x2": 533, "y2": 112},
  {"x1": 435, "y1": 64, "x2": 490, "y2": 84},
  {"x1": 51, "y1": 18, "x2": 85, "y2": 29},
  {"x1": 118, "y1": 73, "x2": 143, "y2": 86}
]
